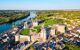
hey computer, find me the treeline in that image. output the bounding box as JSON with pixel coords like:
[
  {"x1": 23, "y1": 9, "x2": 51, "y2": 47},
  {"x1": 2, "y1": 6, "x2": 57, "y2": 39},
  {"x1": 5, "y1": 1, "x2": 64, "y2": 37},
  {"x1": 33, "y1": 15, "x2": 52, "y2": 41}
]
[{"x1": 0, "y1": 10, "x2": 30, "y2": 24}]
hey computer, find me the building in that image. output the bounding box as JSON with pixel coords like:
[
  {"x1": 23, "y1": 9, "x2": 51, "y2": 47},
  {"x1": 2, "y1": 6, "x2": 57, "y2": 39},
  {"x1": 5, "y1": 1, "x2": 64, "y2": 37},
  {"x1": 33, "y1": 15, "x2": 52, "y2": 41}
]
[
  {"x1": 12, "y1": 27, "x2": 18, "y2": 34},
  {"x1": 19, "y1": 35, "x2": 30, "y2": 43},
  {"x1": 2, "y1": 34, "x2": 9, "y2": 42},
  {"x1": 56, "y1": 24, "x2": 66, "y2": 33},
  {"x1": 23, "y1": 21, "x2": 28, "y2": 29},
  {"x1": 40, "y1": 28, "x2": 47, "y2": 42},
  {"x1": 68, "y1": 26, "x2": 75, "y2": 30},
  {"x1": 32, "y1": 20, "x2": 38, "y2": 27},
  {"x1": 77, "y1": 28, "x2": 80, "y2": 33},
  {"x1": 50, "y1": 28, "x2": 56, "y2": 36},
  {"x1": 15, "y1": 35, "x2": 20, "y2": 42},
  {"x1": 30, "y1": 34, "x2": 39, "y2": 42},
  {"x1": 2, "y1": 38, "x2": 8, "y2": 42}
]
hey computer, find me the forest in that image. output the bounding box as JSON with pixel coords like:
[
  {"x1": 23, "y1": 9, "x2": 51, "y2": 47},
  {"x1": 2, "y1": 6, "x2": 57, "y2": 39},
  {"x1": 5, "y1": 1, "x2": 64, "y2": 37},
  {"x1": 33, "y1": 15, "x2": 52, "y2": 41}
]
[{"x1": 0, "y1": 10, "x2": 30, "y2": 24}]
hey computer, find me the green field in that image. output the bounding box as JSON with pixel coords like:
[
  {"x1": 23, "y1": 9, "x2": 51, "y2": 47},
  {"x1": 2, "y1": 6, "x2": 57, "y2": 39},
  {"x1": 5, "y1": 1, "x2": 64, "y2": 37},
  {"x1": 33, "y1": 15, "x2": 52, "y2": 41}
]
[
  {"x1": 20, "y1": 28, "x2": 30, "y2": 35},
  {"x1": 31, "y1": 26, "x2": 41, "y2": 33}
]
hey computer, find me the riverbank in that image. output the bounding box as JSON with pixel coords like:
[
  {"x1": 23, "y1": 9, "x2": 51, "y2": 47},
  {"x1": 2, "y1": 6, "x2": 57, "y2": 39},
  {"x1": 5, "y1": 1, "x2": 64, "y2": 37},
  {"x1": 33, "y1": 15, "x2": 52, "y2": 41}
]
[
  {"x1": 0, "y1": 10, "x2": 30, "y2": 24},
  {"x1": 0, "y1": 13, "x2": 30, "y2": 25},
  {"x1": 0, "y1": 11, "x2": 36, "y2": 34}
]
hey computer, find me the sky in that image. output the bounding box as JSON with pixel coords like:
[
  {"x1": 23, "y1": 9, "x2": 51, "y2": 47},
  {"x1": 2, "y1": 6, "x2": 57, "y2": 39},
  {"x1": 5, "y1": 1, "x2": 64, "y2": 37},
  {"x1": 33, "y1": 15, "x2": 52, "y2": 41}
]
[{"x1": 0, "y1": 0, "x2": 80, "y2": 10}]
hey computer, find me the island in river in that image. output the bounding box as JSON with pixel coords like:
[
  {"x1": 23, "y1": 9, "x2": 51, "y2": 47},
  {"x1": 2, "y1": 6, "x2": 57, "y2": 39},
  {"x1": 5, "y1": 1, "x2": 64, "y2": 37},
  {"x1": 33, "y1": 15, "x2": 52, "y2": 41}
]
[{"x1": 0, "y1": 10, "x2": 30, "y2": 24}]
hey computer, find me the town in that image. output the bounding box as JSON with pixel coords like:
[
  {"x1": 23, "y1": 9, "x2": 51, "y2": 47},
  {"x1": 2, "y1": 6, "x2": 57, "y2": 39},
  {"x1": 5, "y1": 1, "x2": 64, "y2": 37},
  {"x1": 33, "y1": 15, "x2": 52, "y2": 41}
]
[{"x1": 0, "y1": 10, "x2": 80, "y2": 50}]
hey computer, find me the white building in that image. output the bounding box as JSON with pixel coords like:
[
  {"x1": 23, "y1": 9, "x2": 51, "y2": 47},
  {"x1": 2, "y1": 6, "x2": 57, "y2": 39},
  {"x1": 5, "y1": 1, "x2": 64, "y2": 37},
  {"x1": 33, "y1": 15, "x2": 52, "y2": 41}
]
[
  {"x1": 32, "y1": 21, "x2": 38, "y2": 27},
  {"x1": 2, "y1": 38, "x2": 8, "y2": 42},
  {"x1": 15, "y1": 35, "x2": 20, "y2": 42},
  {"x1": 40, "y1": 28, "x2": 47, "y2": 42},
  {"x1": 12, "y1": 27, "x2": 18, "y2": 34},
  {"x1": 19, "y1": 35, "x2": 30, "y2": 43},
  {"x1": 50, "y1": 28, "x2": 56, "y2": 36},
  {"x1": 23, "y1": 21, "x2": 28, "y2": 29},
  {"x1": 56, "y1": 24, "x2": 66, "y2": 33}
]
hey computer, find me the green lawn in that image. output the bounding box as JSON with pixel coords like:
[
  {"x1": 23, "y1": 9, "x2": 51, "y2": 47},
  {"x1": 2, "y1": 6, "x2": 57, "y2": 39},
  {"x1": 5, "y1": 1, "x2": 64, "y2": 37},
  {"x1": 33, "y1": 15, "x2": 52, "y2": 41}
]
[
  {"x1": 31, "y1": 26, "x2": 41, "y2": 33},
  {"x1": 20, "y1": 28, "x2": 30, "y2": 35},
  {"x1": 44, "y1": 19, "x2": 64, "y2": 27}
]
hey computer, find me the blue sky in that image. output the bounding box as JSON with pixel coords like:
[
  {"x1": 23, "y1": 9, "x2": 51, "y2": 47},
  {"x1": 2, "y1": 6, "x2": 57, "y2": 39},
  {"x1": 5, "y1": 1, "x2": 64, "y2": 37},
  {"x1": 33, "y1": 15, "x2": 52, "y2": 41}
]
[{"x1": 0, "y1": 0, "x2": 80, "y2": 10}]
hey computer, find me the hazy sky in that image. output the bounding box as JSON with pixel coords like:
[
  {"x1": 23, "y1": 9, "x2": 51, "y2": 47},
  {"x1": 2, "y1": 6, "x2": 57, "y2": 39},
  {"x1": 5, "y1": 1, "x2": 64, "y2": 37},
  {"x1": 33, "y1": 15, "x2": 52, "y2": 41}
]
[{"x1": 0, "y1": 0, "x2": 80, "y2": 10}]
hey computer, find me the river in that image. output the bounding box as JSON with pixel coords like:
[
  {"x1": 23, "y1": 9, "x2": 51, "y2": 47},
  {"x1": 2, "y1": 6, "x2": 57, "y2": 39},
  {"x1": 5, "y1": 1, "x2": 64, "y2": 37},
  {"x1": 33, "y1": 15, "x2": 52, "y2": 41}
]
[{"x1": 0, "y1": 11, "x2": 36, "y2": 33}]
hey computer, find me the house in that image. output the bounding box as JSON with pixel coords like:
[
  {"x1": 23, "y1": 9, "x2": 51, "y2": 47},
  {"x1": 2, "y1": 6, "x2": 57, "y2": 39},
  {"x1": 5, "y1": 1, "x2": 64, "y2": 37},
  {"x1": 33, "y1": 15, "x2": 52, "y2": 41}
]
[
  {"x1": 67, "y1": 26, "x2": 75, "y2": 30},
  {"x1": 71, "y1": 32, "x2": 79, "y2": 37},
  {"x1": 42, "y1": 47, "x2": 46, "y2": 50},
  {"x1": 12, "y1": 27, "x2": 18, "y2": 34},
  {"x1": 2, "y1": 38, "x2": 7, "y2": 42},
  {"x1": 2, "y1": 35, "x2": 9, "y2": 42},
  {"x1": 15, "y1": 35, "x2": 20, "y2": 42},
  {"x1": 64, "y1": 33, "x2": 73, "y2": 37},
  {"x1": 50, "y1": 28, "x2": 56, "y2": 36},
  {"x1": 77, "y1": 28, "x2": 80, "y2": 33}
]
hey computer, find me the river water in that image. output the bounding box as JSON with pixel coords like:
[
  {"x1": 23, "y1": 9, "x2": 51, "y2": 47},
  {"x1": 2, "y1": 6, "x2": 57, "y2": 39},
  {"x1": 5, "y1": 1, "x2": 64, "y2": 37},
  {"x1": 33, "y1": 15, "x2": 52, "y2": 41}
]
[{"x1": 0, "y1": 12, "x2": 36, "y2": 33}]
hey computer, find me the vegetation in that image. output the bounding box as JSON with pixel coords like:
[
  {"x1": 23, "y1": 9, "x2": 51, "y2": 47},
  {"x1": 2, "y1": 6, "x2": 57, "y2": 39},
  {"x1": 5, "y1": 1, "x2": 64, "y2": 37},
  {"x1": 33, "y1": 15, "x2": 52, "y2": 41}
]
[
  {"x1": 32, "y1": 26, "x2": 41, "y2": 33},
  {"x1": 20, "y1": 28, "x2": 30, "y2": 35},
  {"x1": 63, "y1": 44, "x2": 80, "y2": 50},
  {"x1": 44, "y1": 19, "x2": 64, "y2": 27},
  {"x1": 0, "y1": 10, "x2": 29, "y2": 24},
  {"x1": 36, "y1": 10, "x2": 80, "y2": 27},
  {"x1": 26, "y1": 45, "x2": 34, "y2": 50}
]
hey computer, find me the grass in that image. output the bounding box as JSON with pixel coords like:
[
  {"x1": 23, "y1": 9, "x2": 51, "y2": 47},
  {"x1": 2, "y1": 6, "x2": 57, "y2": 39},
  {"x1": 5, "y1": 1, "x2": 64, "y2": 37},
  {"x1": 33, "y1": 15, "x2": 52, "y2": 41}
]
[
  {"x1": 31, "y1": 26, "x2": 41, "y2": 33},
  {"x1": 20, "y1": 28, "x2": 30, "y2": 35},
  {"x1": 64, "y1": 44, "x2": 80, "y2": 50},
  {"x1": 44, "y1": 19, "x2": 64, "y2": 27}
]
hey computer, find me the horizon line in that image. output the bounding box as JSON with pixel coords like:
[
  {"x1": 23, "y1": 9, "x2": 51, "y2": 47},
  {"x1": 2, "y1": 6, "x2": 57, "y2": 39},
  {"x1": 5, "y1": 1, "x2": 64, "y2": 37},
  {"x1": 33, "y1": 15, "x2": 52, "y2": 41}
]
[{"x1": 0, "y1": 9, "x2": 80, "y2": 10}]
